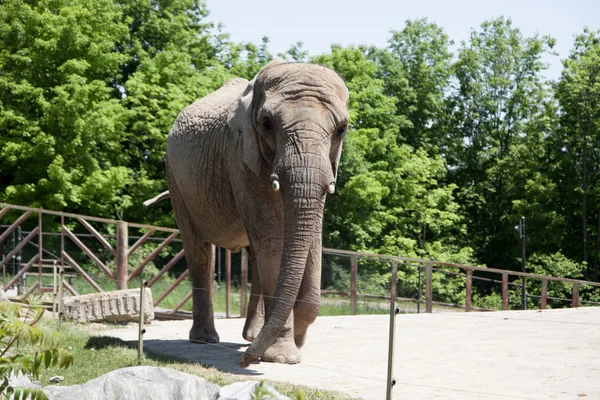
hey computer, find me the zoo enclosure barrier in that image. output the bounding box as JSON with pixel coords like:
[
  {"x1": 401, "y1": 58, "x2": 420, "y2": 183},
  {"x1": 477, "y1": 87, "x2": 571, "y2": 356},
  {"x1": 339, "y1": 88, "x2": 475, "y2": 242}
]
[{"x1": 1, "y1": 202, "x2": 600, "y2": 317}]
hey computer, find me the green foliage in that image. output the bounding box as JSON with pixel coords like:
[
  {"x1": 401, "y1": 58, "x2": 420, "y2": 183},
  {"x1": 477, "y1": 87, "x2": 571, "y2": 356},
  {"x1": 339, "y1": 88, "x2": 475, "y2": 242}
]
[{"x1": 0, "y1": 298, "x2": 73, "y2": 400}]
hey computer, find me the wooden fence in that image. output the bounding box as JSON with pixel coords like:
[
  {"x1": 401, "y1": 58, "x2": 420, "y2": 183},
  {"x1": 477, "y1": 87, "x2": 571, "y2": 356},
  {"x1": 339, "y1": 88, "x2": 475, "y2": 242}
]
[{"x1": 1, "y1": 203, "x2": 599, "y2": 318}]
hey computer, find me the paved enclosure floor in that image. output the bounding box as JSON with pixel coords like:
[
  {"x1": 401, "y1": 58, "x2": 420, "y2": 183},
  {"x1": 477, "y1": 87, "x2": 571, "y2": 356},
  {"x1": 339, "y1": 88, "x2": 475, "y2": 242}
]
[{"x1": 98, "y1": 308, "x2": 600, "y2": 399}]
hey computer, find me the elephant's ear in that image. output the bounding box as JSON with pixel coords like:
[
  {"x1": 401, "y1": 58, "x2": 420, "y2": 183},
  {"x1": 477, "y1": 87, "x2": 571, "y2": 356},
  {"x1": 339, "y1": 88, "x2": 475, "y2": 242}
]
[
  {"x1": 238, "y1": 82, "x2": 262, "y2": 176},
  {"x1": 237, "y1": 59, "x2": 287, "y2": 176}
]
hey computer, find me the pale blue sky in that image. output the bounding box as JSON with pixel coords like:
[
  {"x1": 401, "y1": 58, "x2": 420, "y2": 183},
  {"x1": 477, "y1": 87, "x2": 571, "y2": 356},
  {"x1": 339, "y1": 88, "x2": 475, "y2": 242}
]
[{"x1": 206, "y1": 0, "x2": 599, "y2": 80}]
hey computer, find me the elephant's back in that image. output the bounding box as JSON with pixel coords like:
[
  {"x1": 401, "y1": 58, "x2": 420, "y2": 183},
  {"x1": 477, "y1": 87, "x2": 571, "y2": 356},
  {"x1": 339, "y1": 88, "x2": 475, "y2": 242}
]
[{"x1": 168, "y1": 78, "x2": 248, "y2": 141}]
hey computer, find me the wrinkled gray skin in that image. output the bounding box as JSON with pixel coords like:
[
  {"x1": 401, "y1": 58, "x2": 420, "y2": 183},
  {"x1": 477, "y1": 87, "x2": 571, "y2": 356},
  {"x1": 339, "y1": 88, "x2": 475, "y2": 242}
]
[{"x1": 166, "y1": 60, "x2": 349, "y2": 367}]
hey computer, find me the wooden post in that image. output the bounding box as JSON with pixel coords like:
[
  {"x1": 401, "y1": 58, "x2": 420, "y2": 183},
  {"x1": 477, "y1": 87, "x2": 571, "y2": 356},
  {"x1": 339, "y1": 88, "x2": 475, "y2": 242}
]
[
  {"x1": 350, "y1": 255, "x2": 358, "y2": 315},
  {"x1": 425, "y1": 263, "x2": 432, "y2": 313},
  {"x1": 385, "y1": 261, "x2": 398, "y2": 400},
  {"x1": 38, "y1": 211, "x2": 42, "y2": 290},
  {"x1": 540, "y1": 279, "x2": 548, "y2": 309},
  {"x1": 61, "y1": 216, "x2": 65, "y2": 290},
  {"x1": 465, "y1": 268, "x2": 472, "y2": 312},
  {"x1": 52, "y1": 261, "x2": 57, "y2": 317},
  {"x1": 225, "y1": 249, "x2": 231, "y2": 318},
  {"x1": 138, "y1": 281, "x2": 146, "y2": 362},
  {"x1": 58, "y1": 265, "x2": 64, "y2": 325},
  {"x1": 502, "y1": 273, "x2": 508, "y2": 311},
  {"x1": 116, "y1": 221, "x2": 128, "y2": 290},
  {"x1": 210, "y1": 244, "x2": 216, "y2": 301},
  {"x1": 240, "y1": 248, "x2": 248, "y2": 318},
  {"x1": 572, "y1": 282, "x2": 579, "y2": 308}
]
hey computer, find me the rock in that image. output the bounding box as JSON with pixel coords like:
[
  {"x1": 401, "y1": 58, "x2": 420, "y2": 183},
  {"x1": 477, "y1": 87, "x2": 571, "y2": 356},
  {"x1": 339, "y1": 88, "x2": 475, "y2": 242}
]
[
  {"x1": 48, "y1": 376, "x2": 64, "y2": 384},
  {"x1": 219, "y1": 381, "x2": 290, "y2": 400},
  {"x1": 8, "y1": 372, "x2": 41, "y2": 390},
  {"x1": 62, "y1": 289, "x2": 154, "y2": 324},
  {"x1": 43, "y1": 366, "x2": 220, "y2": 400}
]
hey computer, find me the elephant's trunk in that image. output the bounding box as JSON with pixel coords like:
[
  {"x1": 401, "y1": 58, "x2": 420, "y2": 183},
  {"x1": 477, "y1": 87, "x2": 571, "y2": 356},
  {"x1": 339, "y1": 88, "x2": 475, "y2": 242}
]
[{"x1": 240, "y1": 150, "x2": 331, "y2": 366}]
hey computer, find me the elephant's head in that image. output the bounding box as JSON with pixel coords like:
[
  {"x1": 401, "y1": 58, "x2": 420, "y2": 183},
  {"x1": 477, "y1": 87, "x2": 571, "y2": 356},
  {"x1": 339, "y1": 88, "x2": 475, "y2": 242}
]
[{"x1": 233, "y1": 60, "x2": 349, "y2": 366}]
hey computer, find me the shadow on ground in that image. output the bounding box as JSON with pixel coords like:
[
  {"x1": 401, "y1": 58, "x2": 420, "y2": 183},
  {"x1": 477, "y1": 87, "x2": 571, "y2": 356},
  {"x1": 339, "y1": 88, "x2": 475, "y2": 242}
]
[{"x1": 85, "y1": 336, "x2": 263, "y2": 376}]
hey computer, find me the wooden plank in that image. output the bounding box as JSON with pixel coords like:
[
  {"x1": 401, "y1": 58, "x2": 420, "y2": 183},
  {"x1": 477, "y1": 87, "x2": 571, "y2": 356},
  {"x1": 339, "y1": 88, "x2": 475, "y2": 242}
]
[
  {"x1": 128, "y1": 232, "x2": 178, "y2": 280},
  {"x1": 171, "y1": 291, "x2": 193, "y2": 314},
  {"x1": 425, "y1": 263, "x2": 433, "y2": 313},
  {"x1": 502, "y1": 273, "x2": 509, "y2": 311},
  {"x1": 225, "y1": 249, "x2": 231, "y2": 318},
  {"x1": 0, "y1": 207, "x2": 10, "y2": 220},
  {"x1": 77, "y1": 218, "x2": 116, "y2": 257},
  {"x1": 3, "y1": 254, "x2": 38, "y2": 290},
  {"x1": 128, "y1": 229, "x2": 155, "y2": 257},
  {"x1": 0, "y1": 210, "x2": 32, "y2": 244},
  {"x1": 0, "y1": 227, "x2": 40, "y2": 269},
  {"x1": 350, "y1": 255, "x2": 358, "y2": 315},
  {"x1": 153, "y1": 269, "x2": 190, "y2": 307},
  {"x1": 240, "y1": 248, "x2": 248, "y2": 318},
  {"x1": 62, "y1": 278, "x2": 79, "y2": 297},
  {"x1": 116, "y1": 221, "x2": 128, "y2": 290},
  {"x1": 63, "y1": 251, "x2": 104, "y2": 293},
  {"x1": 540, "y1": 279, "x2": 548, "y2": 309},
  {"x1": 146, "y1": 249, "x2": 185, "y2": 287},
  {"x1": 572, "y1": 282, "x2": 579, "y2": 308},
  {"x1": 64, "y1": 226, "x2": 114, "y2": 279},
  {"x1": 0, "y1": 202, "x2": 179, "y2": 232},
  {"x1": 465, "y1": 269, "x2": 472, "y2": 312}
]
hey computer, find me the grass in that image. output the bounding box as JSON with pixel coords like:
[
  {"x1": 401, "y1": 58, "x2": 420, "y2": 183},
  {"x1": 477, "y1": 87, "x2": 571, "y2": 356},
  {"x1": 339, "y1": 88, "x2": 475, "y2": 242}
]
[{"x1": 36, "y1": 319, "x2": 355, "y2": 400}]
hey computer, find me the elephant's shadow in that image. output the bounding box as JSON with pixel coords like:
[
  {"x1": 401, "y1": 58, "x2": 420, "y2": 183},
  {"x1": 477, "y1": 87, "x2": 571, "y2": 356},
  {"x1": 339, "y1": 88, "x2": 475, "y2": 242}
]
[{"x1": 86, "y1": 336, "x2": 264, "y2": 376}]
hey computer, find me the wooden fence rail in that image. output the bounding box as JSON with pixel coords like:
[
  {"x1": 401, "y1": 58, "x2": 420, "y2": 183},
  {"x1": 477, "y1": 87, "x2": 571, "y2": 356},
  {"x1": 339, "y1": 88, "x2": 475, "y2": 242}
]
[{"x1": 1, "y1": 203, "x2": 600, "y2": 319}]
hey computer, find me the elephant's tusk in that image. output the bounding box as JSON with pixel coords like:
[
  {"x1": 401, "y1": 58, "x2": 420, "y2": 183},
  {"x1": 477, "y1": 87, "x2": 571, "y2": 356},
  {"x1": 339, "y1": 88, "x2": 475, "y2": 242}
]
[
  {"x1": 327, "y1": 183, "x2": 335, "y2": 194},
  {"x1": 270, "y1": 173, "x2": 280, "y2": 192}
]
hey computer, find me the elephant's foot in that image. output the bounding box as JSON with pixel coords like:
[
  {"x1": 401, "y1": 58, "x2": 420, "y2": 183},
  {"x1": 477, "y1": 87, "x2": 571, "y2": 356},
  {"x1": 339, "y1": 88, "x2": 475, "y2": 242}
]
[
  {"x1": 189, "y1": 321, "x2": 219, "y2": 344},
  {"x1": 242, "y1": 307, "x2": 264, "y2": 342},
  {"x1": 261, "y1": 337, "x2": 302, "y2": 364},
  {"x1": 294, "y1": 328, "x2": 307, "y2": 349},
  {"x1": 242, "y1": 318, "x2": 264, "y2": 342}
]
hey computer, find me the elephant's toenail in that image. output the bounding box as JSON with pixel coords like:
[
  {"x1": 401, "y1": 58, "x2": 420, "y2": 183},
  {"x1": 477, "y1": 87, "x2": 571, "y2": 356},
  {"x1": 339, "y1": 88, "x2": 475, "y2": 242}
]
[
  {"x1": 274, "y1": 355, "x2": 286, "y2": 363},
  {"x1": 287, "y1": 355, "x2": 299, "y2": 364}
]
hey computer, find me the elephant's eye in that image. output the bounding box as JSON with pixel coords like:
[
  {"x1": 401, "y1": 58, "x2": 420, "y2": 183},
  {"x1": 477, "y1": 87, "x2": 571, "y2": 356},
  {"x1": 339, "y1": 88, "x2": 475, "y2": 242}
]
[
  {"x1": 336, "y1": 125, "x2": 347, "y2": 138},
  {"x1": 262, "y1": 117, "x2": 274, "y2": 133}
]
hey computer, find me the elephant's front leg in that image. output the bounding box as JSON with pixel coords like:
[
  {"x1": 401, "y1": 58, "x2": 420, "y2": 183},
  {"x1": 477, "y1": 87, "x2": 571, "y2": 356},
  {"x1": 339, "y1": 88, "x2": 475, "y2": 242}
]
[
  {"x1": 242, "y1": 247, "x2": 265, "y2": 342},
  {"x1": 293, "y1": 239, "x2": 321, "y2": 348},
  {"x1": 255, "y1": 249, "x2": 302, "y2": 364}
]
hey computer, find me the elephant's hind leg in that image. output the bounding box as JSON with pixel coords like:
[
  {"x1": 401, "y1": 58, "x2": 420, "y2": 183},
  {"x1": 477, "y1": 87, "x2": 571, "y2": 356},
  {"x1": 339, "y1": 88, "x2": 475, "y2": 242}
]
[
  {"x1": 186, "y1": 241, "x2": 219, "y2": 343},
  {"x1": 168, "y1": 177, "x2": 219, "y2": 343}
]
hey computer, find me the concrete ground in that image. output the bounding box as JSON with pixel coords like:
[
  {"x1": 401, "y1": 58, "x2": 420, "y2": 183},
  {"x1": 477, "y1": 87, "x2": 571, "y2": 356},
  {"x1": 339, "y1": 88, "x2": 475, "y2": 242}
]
[{"x1": 98, "y1": 307, "x2": 600, "y2": 400}]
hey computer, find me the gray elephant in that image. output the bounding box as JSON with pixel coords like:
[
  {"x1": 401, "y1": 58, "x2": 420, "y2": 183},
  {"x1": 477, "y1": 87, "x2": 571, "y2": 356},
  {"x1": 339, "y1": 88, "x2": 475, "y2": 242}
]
[{"x1": 164, "y1": 60, "x2": 349, "y2": 367}]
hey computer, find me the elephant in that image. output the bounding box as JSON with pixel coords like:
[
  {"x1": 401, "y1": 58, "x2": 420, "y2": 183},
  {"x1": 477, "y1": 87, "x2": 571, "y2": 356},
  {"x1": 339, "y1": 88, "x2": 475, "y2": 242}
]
[{"x1": 163, "y1": 60, "x2": 349, "y2": 367}]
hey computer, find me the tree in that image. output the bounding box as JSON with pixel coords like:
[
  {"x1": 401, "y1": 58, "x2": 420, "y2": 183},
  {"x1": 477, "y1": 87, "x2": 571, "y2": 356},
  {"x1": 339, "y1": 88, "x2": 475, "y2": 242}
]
[
  {"x1": 377, "y1": 19, "x2": 454, "y2": 154},
  {"x1": 314, "y1": 46, "x2": 470, "y2": 265},
  {"x1": 553, "y1": 28, "x2": 600, "y2": 280},
  {"x1": 0, "y1": 0, "x2": 132, "y2": 218},
  {"x1": 448, "y1": 17, "x2": 555, "y2": 271}
]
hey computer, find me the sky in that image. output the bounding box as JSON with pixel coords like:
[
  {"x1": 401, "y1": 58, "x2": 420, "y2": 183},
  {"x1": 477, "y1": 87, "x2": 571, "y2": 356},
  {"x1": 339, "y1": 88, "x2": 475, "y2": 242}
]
[{"x1": 205, "y1": 0, "x2": 600, "y2": 80}]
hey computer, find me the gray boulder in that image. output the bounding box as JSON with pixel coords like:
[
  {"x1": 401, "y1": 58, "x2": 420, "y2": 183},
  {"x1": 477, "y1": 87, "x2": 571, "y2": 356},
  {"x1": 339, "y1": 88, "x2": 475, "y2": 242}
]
[
  {"x1": 219, "y1": 381, "x2": 290, "y2": 400},
  {"x1": 43, "y1": 366, "x2": 220, "y2": 400}
]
